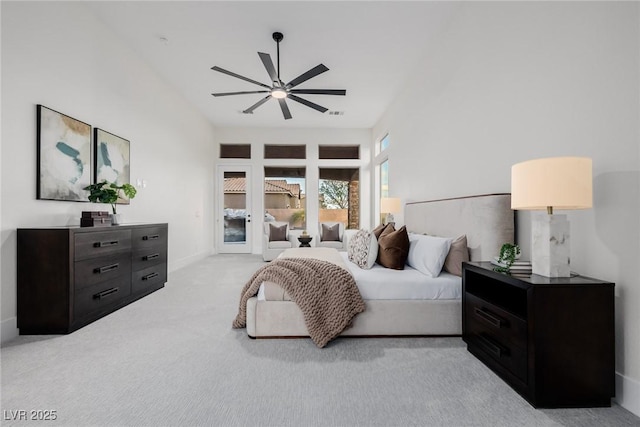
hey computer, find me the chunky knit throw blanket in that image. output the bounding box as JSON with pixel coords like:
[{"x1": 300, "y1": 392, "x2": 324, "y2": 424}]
[{"x1": 232, "y1": 257, "x2": 365, "y2": 348}]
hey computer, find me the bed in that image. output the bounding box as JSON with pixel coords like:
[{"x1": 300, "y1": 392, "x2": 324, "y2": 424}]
[{"x1": 243, "y1": 193, "x2": 515, "y2": 339}]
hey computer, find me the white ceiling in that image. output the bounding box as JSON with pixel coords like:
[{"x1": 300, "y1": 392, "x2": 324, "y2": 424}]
[{"x1": 85, "y1": 1, "x2": 460, "y2": 129}]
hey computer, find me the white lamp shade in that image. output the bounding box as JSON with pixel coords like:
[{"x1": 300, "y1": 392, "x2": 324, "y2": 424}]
[
  {"x1": 511, "y1": 157, "x2": 593, "y2": 211},
  {"x1": 380, "y1": 197, "x2": 401, "y2": 213}
]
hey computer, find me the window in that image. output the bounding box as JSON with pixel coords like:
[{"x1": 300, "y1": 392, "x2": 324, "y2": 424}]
[
  {"x1": 220, "y1": 144, "x2": 251, "y2": 159},
  {"x1": 378, "y1": 133, "x2": 390, "y2": 155},
  {"x1": 318, "y1": 145, "x2": 360, "y2": 159},
  {"x1": 319, "y1": 168, "x2": 360, "y2": 229},
  {"x1": 375, "y1": 133, "x2": 390, "y2": 224},
  {"x1": 264, "y1": 167, "x2": 306, "y2": 230},
  {"x1": 264, "y1": 145, "x2": 306, "y2": 159}
]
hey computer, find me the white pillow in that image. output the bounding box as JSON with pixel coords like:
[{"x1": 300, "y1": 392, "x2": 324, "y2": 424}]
[
  {"x1": 406, "y1": 233, "x2": 453, "y2": 277},
  {"x1": 347, "y1": 229, "x2": 378, "y2": 269}
]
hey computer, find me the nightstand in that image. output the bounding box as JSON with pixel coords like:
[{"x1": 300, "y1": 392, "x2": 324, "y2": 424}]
[{"x1": 462, "y1": 262, "x2": 615, "y2": 408}]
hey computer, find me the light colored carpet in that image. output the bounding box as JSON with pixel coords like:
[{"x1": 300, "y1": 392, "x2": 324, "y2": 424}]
[{"x1": 1, "y1": 254, "x2": 638, "y2": 426}]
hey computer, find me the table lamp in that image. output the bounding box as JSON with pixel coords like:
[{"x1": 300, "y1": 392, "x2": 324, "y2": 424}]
[
  {"x1": 511, "y1": 157, "x2": 592, "y2": 277},
  {"x1": 380, "y1": 197, "x2": 401, "y2": 226}
]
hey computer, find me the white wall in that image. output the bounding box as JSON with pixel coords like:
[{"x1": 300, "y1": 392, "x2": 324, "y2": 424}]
[
  {"x1": 1, "y1": 2, "x2": 215, "y2": 342},
  {"x1": 214, "y1": 127, "x2": 371, "y2": 254},
  {"x1": 373, "y1": 1, "x2": 639, "y2": 414}
]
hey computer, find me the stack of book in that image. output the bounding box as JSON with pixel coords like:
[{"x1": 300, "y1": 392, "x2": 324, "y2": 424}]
[
  {"x1": 490, "y1": 257, "x2": 532, "y2": 274},
  {"x1": 81, "y1": 211, "x2": 111, "y2": 227}
]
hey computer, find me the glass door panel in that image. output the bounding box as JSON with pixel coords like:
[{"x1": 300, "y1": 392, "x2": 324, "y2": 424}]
[{"x1": 218, "y1": 166, "x2": 252, "y2": 253}]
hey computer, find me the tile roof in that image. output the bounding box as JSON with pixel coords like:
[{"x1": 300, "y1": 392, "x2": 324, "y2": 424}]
[{"x1": 224, "y1": 177, "x2": 301, "y2": 197}]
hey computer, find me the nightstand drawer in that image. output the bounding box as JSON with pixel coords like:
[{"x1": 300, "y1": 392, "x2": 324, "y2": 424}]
[
  {"x1": 467, "y1": 330, "x2": 528, "y2": 382},
  {"x1": 75, "y1": 229, "x2": 131, "y2": 260},
  {"x1": 465, "y1": 293, "x2": 527, "y2": 350}
]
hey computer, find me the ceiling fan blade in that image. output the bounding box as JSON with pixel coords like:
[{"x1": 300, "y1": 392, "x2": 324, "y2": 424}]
[
  {"x1": 278, "y1": 98, "x2": 292, "y2": 120},
  {"x1": 288, "y1": 94, "x2": 328, "y2": 113},
  {"x1": 290, "y1": 89, "x2": 346, "y2": 96},
  {"x1": 212, "y1": 90, "x2": 269, "y2": 97},
  {"x1": 211, "y1": 66, "x2": 272, "y2": 89},
  {"x1": 258, "y1": 52, "x2": 280, "y2": 86},
  {"x1": 285, "y1": 64, "x2": 329, "y2": 89},
  {"x1": 243, "y1": 95, "x2": 272, "y2": 114}
]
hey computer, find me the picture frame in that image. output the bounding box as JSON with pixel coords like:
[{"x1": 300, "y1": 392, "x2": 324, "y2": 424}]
[
  {"x1": 37, "y1": 105, "x2": 92, "y2": 201},
  {"x1": 94, "y1": 128, "x2": 131, "y2": 204}
]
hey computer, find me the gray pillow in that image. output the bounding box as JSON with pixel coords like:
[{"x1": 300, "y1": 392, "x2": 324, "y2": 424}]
[
  {"x1": 321, "y1": 223, "x2": 340, "y2": 241},
  {"x1": 269, "y1": 224, "x2": 287, "y2": 241},
  {"x1": 443, "y1": 235, "x2": 469, "y2": 277}
]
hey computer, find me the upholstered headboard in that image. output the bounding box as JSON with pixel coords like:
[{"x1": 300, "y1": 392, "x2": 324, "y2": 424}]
[{"x1": 404, "y1": 193, "x2": 515, "y2": 262}]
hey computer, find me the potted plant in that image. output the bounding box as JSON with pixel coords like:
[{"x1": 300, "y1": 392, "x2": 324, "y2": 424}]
[
  {"x1": 84, "y1": 181, "x2": 137, "y2": 225},
  {"x1": 494, "y1": 243, "x2": 521, "y2": 273}
]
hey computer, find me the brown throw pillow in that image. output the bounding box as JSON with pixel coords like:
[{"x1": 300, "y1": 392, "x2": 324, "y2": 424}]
[
  {"x1": 377, "y1": 225, "x2": 410, "y2": 270},
  {"x1": 269, "y1": 224, "x2": 287, "y2": 241},
  {"x1": 375, "y1": 224, "x2": 394, "y2": 264},
  {"x1": 372, "y1": 223, "x2": 388, "y2": 239},
  {"x1": 443, "y1": 235, "x2": 469, "y2": 277},
  {"x1": 321, "y1": 223, "x2": 340, "y2": 241}
]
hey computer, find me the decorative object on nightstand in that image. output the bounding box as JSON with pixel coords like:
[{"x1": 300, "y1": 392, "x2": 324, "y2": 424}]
[
  {"x1": 380, "y1": 197, "x2": 401, "y2": 226},
  {"x1": 84, "y1": 181, "x2": 137, "y2": 225},
  {"x1": 511, "y1": 157, "x2": 592, "y2": 277},
  {"x1": 491, "y1": 243, "x2": 530, "y2": 273},
  {"x1": 462, "y1": 262, "x2": 614, "y2": 408}
]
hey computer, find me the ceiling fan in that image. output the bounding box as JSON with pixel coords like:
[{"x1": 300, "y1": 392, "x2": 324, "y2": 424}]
[{"x1": 211, "y1": 32, "x2": 346, "y2": 120}]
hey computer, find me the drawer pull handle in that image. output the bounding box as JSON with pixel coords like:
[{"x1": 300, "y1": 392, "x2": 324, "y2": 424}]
[
  {"x1": 478, "y1": 334, "x2": 506, "y2": 358},
  {"x1": 142, "y1": 272, "x2": 159, "y2": 281},
  {"x1": 94, "y1": 263, "x2": 120, "y2": 274},
  {"x1": 94, "y1": 240, "x2": 119, "y2": 248},
  {"x1": 143, "y1": 253, "x2": 160, "y2": 261},
  {"x1": 474, "y1": 307, "x2": 504, "y2": 328},
  {"x1": 94, "y1": 287, "x2": 119, "y2": 300},
  {"x1": 143, "y1": 234, "x2": 160, "y2": 241}
]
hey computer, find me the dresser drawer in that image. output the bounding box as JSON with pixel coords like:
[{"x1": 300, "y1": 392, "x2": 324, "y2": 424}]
[
  {"x1": 74, "y1": 277, "x2": 132, "y2": 319},
  {"x1": 132, "y1": 226, "x2": 167, "y2": 251},
  {"x1": 132, "y1": 248, "x2": 168, "y2": 271},
  {"x1": 465, "y1": 293, "x2": 527, "y2": 350},
  {"x1": 132, "y1": 265, "x2": 167, "y2": 295},
  {"x1": 75, "y1": 229, "x2": 131, "y2": 261},
  {"x1": 74, "y1": 254, "x2": 132, "y2": 291}
]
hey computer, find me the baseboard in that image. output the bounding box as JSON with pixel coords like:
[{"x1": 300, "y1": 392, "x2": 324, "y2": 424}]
[
  {"x1": 168, "y1": 250, "x2": 211, "y2": 273},
  {"x1": 1, "y1": 317, "x2": 18, "y2": 345},
  {"x1": 615, "y1": 371, "x2": 640, "y2": 417}
]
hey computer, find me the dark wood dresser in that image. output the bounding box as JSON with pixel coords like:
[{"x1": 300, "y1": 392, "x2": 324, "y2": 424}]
[
  {"x1": 462, "y1": 261, "x2": 614, "y2": 408},
  {"x1": 17, "y1": 223, "x2": 168, "y2": 334}
]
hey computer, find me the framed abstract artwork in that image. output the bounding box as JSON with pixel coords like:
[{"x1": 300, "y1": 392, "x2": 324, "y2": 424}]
[
  {"x1": 94, "y1": 128, "x2": 131, "y2": 204},
  {"x1": 37, "y1": 105, "x2": 92, "y2": 201}
]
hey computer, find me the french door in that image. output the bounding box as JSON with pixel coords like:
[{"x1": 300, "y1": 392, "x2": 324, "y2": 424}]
[{"x1": 217, "y1": 166, "x2": 252, "y2": 253}]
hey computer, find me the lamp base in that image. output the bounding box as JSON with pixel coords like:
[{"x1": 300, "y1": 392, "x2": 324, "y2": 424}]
[
  {"x1": 532, "y1": 213, "x2": 570, "y2": 278},
  {"x1": 384, "y1": 213, "x2": 395, "y2": 226}
]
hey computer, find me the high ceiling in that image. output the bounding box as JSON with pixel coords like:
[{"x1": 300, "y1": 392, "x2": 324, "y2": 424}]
[{"x1": 85, "y1": 1, "x2": 460, "y2": 129}]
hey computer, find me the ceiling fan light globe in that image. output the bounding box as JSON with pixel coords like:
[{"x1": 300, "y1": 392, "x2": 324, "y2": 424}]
[{"x1": 271, "y1": 89, "x2": 288, "y2": 99}]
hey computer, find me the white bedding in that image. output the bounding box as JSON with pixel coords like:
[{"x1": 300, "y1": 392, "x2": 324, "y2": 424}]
[
  {"x1": 256, "y1": 250, "x2": 461, "y2": 301},
  {"x1": 339, "y1": 252, "x2": 461, "y2": 300}
]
